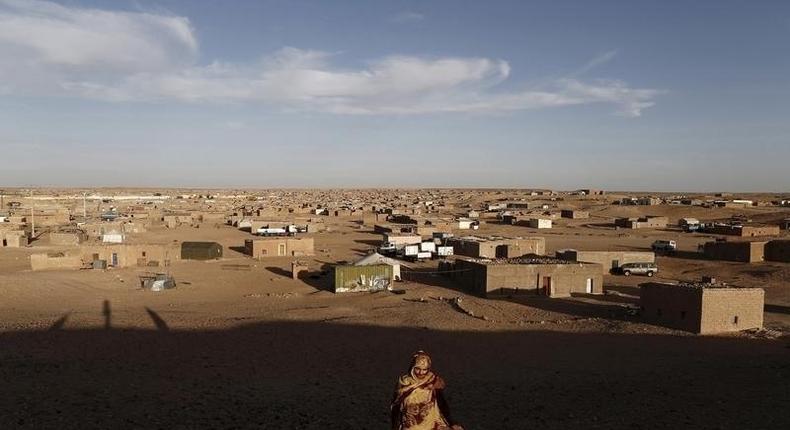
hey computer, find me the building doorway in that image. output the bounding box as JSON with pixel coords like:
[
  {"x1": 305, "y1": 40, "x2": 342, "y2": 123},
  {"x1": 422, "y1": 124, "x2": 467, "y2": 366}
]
[
  {"x1": 495, "y1": 245, "x2": 508, "y2": 258},
  {"x1": 111, "y1": 253, "x2": 118, "y2": 267},
  {"x1": 586, "y1": 278, "x2": 593, "y2": 294},
  {"x1": 542, "y1": 276, "x2": 552, "y2": 296},
  {"x1": 278, "y1": 243, "x2": 286, "y2": 256}
]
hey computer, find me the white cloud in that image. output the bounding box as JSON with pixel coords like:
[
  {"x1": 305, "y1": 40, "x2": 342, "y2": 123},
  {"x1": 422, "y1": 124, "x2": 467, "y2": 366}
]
[
  {"x1": 0, "y1": 0, "x2": 197, "y2": 90},
  {"x1": 0, "y1": 0, "x2": 662, "y2": 117},
  {"x1": 572, "y1": 50, "x2": 618, "y2": 77},
  {"x1": 391, "y1": 11, "x2": 425, "y2": 24},
  {"x1": 558, "y1": 79, "x2": 661, "y2": 117}
]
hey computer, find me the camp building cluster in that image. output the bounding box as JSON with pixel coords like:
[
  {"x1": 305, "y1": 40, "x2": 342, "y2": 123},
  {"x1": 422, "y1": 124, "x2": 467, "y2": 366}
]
[{"x1": 1, "y1": 188, "x2": 788, "y2": 335}]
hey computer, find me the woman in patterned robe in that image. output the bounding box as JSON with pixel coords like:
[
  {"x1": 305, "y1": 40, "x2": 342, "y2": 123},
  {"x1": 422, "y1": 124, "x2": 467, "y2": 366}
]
[{"x1": 391, "y1": 351, "x2": 463, "y2": 430}]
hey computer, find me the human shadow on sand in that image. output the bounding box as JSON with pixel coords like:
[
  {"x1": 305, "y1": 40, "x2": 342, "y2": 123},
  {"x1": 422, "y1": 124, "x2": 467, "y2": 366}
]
[{"x1": 1, "y1": 319, "x2": 788, "y2": 429}]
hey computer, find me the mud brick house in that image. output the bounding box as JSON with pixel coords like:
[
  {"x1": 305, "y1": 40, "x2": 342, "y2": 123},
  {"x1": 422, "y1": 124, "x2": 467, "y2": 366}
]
[
  {"x1": 245, "y1": 237, "x2": 314, "y2": 258},
  {"x1": 640, "y1": 282, "x2": 763, "y2": 334},
  {"x1": 702, "y1": 241, "x2": 766, "y2": 263},
  {"x1": 450, "y1": 256, "x2": 603, "y2": 297},
  {"x1": 447, "y1": 236, "x2": 545, "y2": 259}
]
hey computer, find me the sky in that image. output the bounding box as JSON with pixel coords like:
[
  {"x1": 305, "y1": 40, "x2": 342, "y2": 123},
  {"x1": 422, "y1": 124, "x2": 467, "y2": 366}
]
[{"x1": 0, "y1": 0, "x2": 788, "y2": 191}]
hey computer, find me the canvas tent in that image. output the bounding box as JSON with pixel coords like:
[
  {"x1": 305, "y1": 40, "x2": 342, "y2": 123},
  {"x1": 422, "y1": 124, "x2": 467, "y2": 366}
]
[
  {"x1": 353, "y1": 252, "x2": 403, "y2": 281},
  {"x1": 181, "y1": 242, "x2": 223, "y2": 260}
]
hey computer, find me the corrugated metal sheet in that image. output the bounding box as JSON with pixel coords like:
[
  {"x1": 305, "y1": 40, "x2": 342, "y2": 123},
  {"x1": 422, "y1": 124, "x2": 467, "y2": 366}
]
[{"x1": 334, "y1": 264, "x2": 392, "y2": 293}]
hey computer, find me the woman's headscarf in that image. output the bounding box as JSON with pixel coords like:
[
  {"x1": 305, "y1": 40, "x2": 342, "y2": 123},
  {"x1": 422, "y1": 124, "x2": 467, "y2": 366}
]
[
  {"x1": 409, "y1": 350, "x2": 432, "y2": 380},
  {"x1": 393, "y1": 350, "x2": 437, "y2": 405}
]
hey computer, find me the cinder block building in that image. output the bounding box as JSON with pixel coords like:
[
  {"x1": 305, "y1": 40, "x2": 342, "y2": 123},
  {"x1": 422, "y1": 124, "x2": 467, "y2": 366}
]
[
  {"x1": 561, "y1": 210, "x2": 589, "y2": 219},
  {"x1": 80, "y1": 244, "x2": 181, "y2": 268},
  {"x1": 446, "y1": 236, "x2": 545, "y2": 259},
  {"x1": 702, "y1": 241, "x2": 766, "y2": 262},
  {"x1": 245, "y1": 237, "x2": 314, "y2": 258},
  {"x1": 707, "y1": 224, "x2": 780, "y2": 237},
  {"x1": 501, "y1": 214, "x2": 520, "y2": 225},
  {"x1": 615, "y1": 216, "x2": 668, "y2": 229},
  {"x1": 528, "y1": 218, "x2": 552, "y2": 229},
  {"x1": 162, "y1": 213, "x2": 194, "y2": 228},
  {"x1": 636, "y1": 197, "x2": 662, "y2": 206},
  {"x1": 556, "y1": 249, "x2": 655, "y2": 273},
  {"x1": 1, "y1": 230, "x2": 28, "y2": 247},
  {"x1": 640, "y1": 282, "x2": 764, "y2": 334},
  {"x1": 450, "y1": 256, "x2": 603, "y2": 297},
  {"x1": 374, "y1": 223, "x2": 426, "y2": 235}
]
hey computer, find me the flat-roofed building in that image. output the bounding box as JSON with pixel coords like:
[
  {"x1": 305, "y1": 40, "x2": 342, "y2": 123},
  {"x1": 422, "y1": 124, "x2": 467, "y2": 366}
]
[
  {"x1": 707, "y1": 224, "x2": 780, "y2": 237},
  {"x1": 81, "y1": 244, "x2": 181, "y2": 268},
  {"x1": 702, "y1": 240, "x2": 766, "y2": 263},
  {"x1": 446, "y1": 236, "x2": 545, "y2": 259},
  {"x1": 450, "y1": 256, "x2": 603, "y2": 297},
  {"x1": 2, "y1": 230, "x2": 28, "y2": 248},
  {"x1": 244, "y1": 237, "x2": 314, "y2": 258},
  {"x1": 614, "y1": 216, "x2": 668, "y2": 229},
  {"x1": 528, "y1": 218, "x2": 552, "y2": 229},
  {"x1": 640, "y1": 282, "x2": 764, "y2": 334},
  {"x1": 561, "y1": 209, "x2": 589, "y2": 219}
]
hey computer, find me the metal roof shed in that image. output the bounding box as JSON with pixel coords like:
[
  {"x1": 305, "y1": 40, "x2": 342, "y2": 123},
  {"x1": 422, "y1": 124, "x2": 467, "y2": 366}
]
[{"x1": 181, "y1": 242, "x2": 223, "y2": 260}]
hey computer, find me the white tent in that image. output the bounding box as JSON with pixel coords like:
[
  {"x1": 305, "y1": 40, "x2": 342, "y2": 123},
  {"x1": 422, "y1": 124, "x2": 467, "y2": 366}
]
[{"x1": 353, "y1": 252, "x2": 403, "y2": 281}]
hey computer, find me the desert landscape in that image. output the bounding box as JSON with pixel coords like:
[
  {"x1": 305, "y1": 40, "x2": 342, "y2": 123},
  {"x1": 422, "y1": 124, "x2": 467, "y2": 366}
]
[
  {"x1": 3, "y1": 1, "x2": 790, "y2": 428},
  {"x1": 1, "y1": 188, "x2": 789, "y2": 429}
]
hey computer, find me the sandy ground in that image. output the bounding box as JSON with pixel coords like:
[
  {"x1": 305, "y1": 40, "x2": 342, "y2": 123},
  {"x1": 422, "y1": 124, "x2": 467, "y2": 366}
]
[{"x1": 2, "y1": 202, "x2": 790, "y2": 429}]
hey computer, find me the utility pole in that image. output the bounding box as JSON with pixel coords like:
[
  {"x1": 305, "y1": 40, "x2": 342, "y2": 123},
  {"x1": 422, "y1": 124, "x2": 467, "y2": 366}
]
[
  {"x1": 30, "y1": 189, "x2": 35, "y2": 238},
  {"x1": 83, "y1": 192, "x2": 87, "y2": 221},
  {"x1": 1, "y1": 189, "x2": 4, "y2": 211}
]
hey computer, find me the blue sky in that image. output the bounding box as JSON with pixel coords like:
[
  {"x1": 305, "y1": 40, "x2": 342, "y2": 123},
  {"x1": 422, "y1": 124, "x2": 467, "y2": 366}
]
[{"x1": 0, "y1": 0, "x2": 788, "y2": 191}]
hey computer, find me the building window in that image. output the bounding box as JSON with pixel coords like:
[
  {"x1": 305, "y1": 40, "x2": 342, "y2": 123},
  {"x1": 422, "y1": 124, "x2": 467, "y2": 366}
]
[
  {"x1": 733, "y1": 316, "x2": 739, "y2": 324},
  {"x1": 142, "y1": 251, "x2": 146, "y2": 257}
]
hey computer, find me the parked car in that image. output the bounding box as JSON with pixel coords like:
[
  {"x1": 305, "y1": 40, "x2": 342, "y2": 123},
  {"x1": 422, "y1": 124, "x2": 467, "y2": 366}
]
[
  {"x1": 617, "y1": 262, "x2": 658, "y2": 277},
  {"x1": 651, "y1": 240, "x2": 677, "y2": 253}
]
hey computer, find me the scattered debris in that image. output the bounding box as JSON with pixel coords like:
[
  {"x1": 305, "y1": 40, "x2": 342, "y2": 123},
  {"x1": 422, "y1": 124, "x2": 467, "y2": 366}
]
[
  {"x1": 743, "y1": 328, "x2": 784, "y2": 340},
  {"x1": 139, "y1": 273, "x2": 176, "y2": 292},
  {"x1": 443, "y1": 296, "x2": 491, "y2": 322}
]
